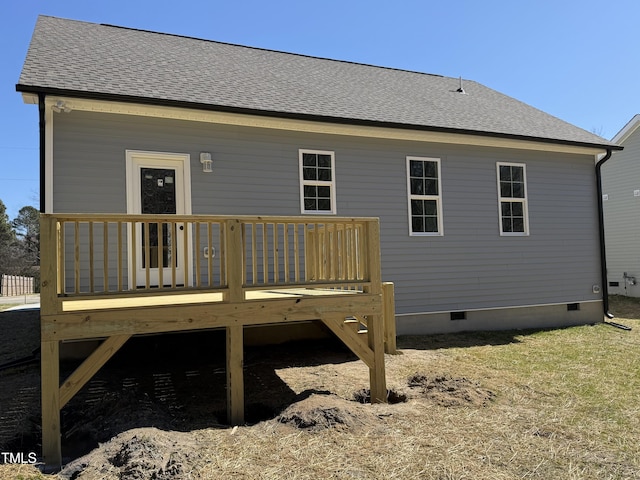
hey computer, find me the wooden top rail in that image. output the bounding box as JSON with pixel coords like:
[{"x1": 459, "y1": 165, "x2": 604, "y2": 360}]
[{"x1": 42, "y1": 213, "x2": 379, "y2": 223}]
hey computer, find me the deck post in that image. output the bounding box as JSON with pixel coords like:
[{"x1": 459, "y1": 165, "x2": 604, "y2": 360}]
[
  {"x1": 226, "y1": 325, "x2": 244, "y2": 425},
  {"x1": 365, "y1": 220, "x2": 387, "y2": 403},
  {"x1": 41, "y1": 341, "x2": 61, "y2": 469},
  {"x1": 225, "y1": 219, "x2": 244, "y2": 303},
  {"x1": 40, "y1": 215, "x2": 62, "y2": 468},
  {"x1": 225, "y1": 219, "x2": 245, "y2": 424},
  {"x1": 382, "y1": 282, "x2": 397, "y2": 354},
  {"x1": 367, "y1": 314, "x2": 387, "y2": 402}
]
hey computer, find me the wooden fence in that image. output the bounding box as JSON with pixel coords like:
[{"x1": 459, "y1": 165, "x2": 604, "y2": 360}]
[{"x1": 1, "y1": 274, "x2": 35, "y2": 296}]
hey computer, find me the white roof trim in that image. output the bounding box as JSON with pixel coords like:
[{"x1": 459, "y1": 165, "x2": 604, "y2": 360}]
[
  {"x1": 612, "y1": 114, "x2": 640, "y2": 144},
  {"x1": 25, "y1": 94, "x2": 608, "y2": 156}
]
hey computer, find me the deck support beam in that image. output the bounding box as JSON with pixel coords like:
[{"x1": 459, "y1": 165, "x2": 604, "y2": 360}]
[
  {"x1": 321, "y1": 315, "x2": 374, "y2": 367},
  {"x1": 320, "y1": 313, "x2": 386, "y2": 403},
  {"x1": 226, "y1": 325, "x2": 244, "y2": 425},
  {"x1": 59, "y1": 334, "x2": 131, "y2": 408}
]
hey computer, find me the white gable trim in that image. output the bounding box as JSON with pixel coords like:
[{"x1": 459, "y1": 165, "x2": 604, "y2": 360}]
[
  {"x1": 28, "y1": 94, "x2": 607, "y2": 157},
  {"x1": 611, "y1": 114, "x2": 640, "y2": 144}
]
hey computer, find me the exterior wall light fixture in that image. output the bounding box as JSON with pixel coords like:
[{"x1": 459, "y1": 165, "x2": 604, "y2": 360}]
[{"x1": 200, "y1": 152, "x2": 213, "y2": 173}]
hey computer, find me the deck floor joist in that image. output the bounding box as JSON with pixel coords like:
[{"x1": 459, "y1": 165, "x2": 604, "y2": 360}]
[{"x1": 43, "y1": 289, "x2": 381, "y2": 342}]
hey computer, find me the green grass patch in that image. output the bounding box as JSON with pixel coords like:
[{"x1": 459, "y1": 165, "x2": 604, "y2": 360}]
[{"x1": 396, "y1": 296, "x2": 640, "y2": 477}]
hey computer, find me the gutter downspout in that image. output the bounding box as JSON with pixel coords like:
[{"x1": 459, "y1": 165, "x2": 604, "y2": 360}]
[
  {"x1": 596, "y1": 148, "x2": 614, "y2": 319},
  {"x1": 38, "y1": 93, "x2": 46, "y2": 213},
  {"x1": 596, "y1": 149, "x2": 633, "y2": 331}
]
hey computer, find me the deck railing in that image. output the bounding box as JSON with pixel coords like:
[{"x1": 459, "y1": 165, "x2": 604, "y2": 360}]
[{"x1": 40, "y1": 214, "x2": 379, "y2": 308}]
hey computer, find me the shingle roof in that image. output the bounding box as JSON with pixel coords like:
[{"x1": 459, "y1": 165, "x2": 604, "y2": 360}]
[{"x1": 17, "y1": 16, "x2": 617, "y2": 149}]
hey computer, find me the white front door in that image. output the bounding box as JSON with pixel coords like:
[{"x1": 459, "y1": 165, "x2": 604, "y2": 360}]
[{"x1": 126, "y1": 151, "x2": 192, "y2": 288}]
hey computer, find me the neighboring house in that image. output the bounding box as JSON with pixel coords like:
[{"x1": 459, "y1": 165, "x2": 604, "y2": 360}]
[
  {"x1": 602, "y1": 115, "x2": 640, "y2": 296},
  {"x1": 18, "y1": 16, "x2": 620, "y2": 336}
]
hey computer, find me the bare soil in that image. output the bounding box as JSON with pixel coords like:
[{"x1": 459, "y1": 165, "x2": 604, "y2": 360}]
[
  {"x1": 0, "y1": 308, "x2": 495, "y2": 479},
  {"x1": 406, "y1": 372, "x2": 496, "y2": 407}
]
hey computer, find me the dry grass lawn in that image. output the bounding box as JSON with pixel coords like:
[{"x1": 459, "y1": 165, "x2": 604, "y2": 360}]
[{"x1": 1, "y1": 296, "x2": 639, "y2": 479}]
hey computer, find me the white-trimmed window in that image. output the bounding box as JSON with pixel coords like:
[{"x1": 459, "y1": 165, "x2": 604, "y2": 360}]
[
  {"x1": 497, "y1": 162, "x2": 529, "y2": 235},
  {"x1": 407, "y1": 156, "x2": 443, "y2": 235},
  {"x1": 299, "y1": 150, "x2": 336, "y2": 214}
]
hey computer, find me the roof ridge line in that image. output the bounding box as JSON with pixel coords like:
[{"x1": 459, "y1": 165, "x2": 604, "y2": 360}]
[{"x1": 98, "y1": 21, "x2": 446, "y2": 80}]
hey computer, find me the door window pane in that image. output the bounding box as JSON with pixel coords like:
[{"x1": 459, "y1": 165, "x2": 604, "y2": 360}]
[{"x1": 140, "y1": 168, "x2": 177, "y2": 268}]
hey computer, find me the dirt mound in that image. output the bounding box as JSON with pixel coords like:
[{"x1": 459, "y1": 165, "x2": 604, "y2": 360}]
[
  {"x1": 407, "y1": 373, "x2": 496, "y2": 407},
  {"x1": 277, "y1": 393, "x2": 376, "y2": 431},
  {"x1": 59, "y1": 428, "x2": 199, "y2": 480},
  {"x1": 59, "y1": 395, "x2": 379, "y2": 478}
]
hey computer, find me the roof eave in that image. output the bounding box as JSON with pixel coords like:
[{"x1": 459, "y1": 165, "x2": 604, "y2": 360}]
[{"x1": 17, "y1": 84, "x2": 622, "y2": 152}]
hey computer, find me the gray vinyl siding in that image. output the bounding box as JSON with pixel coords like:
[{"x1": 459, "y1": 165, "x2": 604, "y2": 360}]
[
  {"x1": 602, "y1": 126, "x2": 640, "y2": 296},
  {"x1": 53, "y1": 110, "x2": 602, "y2": 314}
]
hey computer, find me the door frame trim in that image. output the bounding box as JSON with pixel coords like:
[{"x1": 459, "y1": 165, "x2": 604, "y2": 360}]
[{"x1": 125, "y1": 150, "x2": 193, "y2": 288}]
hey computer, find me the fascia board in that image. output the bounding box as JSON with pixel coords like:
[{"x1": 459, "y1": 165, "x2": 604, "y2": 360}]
[{"x1": 33, "y1": 94, "x2": 609, "y2": 156}]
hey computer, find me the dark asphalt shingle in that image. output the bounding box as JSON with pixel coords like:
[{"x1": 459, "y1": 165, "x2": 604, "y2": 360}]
[{"x1": 17, "y1": 16, "x2": 616, "y2": 148}]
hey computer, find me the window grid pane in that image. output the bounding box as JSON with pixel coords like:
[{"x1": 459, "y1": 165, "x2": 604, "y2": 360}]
[
  {"x1": 410, "y1": 160, "x2": 439, "y2": 196},
  {"x1": 500, "y1": 165, "x2": 525, "y2": 199},
  {"x1": 411, "y1": 199, "x2": 438, "y2": 229},
  {"x1": 303, "y1": 167, "x2": 317, "y2": 181},
  {"x1": 500, "y1": 201, "x2": 525, "y2": 233}
]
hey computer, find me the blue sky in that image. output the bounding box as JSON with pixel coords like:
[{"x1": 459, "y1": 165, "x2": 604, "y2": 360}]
[{"x1": 1, "y1": 0, "x2": 639, "y2": 219}]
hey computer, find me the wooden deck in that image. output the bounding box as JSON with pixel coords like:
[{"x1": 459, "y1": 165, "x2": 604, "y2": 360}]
[{"x1": 39, "y1": 214, "x2": 395, "y2": 468}]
